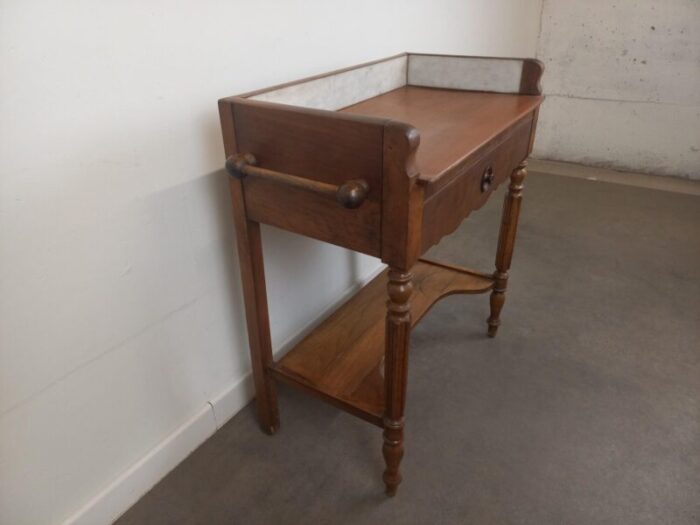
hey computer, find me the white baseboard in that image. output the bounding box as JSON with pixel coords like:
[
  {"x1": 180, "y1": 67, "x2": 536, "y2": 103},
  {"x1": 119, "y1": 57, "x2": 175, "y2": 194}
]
[
  {"x1": 62, "y1": 261, "x2": 386, "y2": 525},
  {"x1": 209, "y1": 373, "x2": 255, "y2": 429},
  {"x1": 64, "y1": 405, "x2": 217, "y2": 525},
  {"x1": 529, "y1": 158, "x2": 700, "y2": 196}
]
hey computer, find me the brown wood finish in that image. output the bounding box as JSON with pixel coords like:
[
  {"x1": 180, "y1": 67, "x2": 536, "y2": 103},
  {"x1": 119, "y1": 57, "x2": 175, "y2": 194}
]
[
  {"x1": 381, "y1": 121, "x2": 424, "y2": 270},
  {"x1": 229, "y1": 189, "x2": 280, "y2": 434},
  {"x1": 421, "y1": 116, "x2": 532, "y2": 251},
  {"x1": 528, "y1": 107, "x2": 541, "y2": 154},
  {"x1": 339, "y1": 86, "x2": 538, "y2": 254},
  {"x1": 382, "y1": 267, "x2": 412, "y2": 496},
  {"x1": 226, "y1": 152, "x2": 369, "y2": 209},
  {"x1": 218, "y1": 102, "x2": 279, "y2": 435},
  {"x1": 232, "y1": 98, "x2": 387, "y2": 256},
  {"x1": 488, "y1": 161, "x2": 528, "y2": 337},
  {"x1": 520, "y1": 59, "x2": 545, "y2": 95},
  {"x1": 271, "y1": 260, "x2": 494, "y2": 425},
  {"x1": 341, "y1": 86, "x2": 542, "y2": 195},
  {"x1": 218, "y1": 53, "x2": 543, "y2": 496}
]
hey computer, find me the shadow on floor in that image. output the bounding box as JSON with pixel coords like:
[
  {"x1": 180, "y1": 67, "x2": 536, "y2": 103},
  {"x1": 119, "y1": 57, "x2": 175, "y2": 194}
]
[{"x1": 117, "y1": 172, "x2": 700, "y2": 525}]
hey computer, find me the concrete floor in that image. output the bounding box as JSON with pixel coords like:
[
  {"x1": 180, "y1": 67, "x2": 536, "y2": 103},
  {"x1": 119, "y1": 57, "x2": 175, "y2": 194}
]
[{"x1": 117, "y1": 171, "x2": 700, "y2": 525}]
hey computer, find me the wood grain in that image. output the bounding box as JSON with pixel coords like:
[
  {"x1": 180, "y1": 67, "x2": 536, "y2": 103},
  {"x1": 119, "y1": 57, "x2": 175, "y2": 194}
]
[
  {"x1": 488, "y1": 161, "x2": 528, "y2": 337},
  {"x1": 229, "y1": 98, "x2": 387, "y2": 256},
  {"x1": 420, "y1": 116, "x2": 532, "y2": 252},
  {"x1": 383, "y1": 267, "x2": 413, "y2": 496},
  {"x1": 381, "y1": 121, "x2": 424, "y2": 270},
  {"x1": 341, "y1": 86, "x2": 542, "y2": 195},
  {"x1": 218, "y1": 53, "x2": 544, "y2": 495},
  {"x1": 218, "y1": 102, "x2": 279, "y2": 434},
  {"x1": 271, "y1": 260, "x2": 494, "y2": 426}
]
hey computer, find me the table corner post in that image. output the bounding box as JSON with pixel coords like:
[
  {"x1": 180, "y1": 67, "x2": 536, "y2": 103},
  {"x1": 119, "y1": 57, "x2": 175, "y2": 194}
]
[
  {"x1": 382, "y1": 267, "x2": 413, "y2": 496},
  {"x1": 221, "y1": 99, "x2": 280, "y2": 435},
  {"x1": 380, "y1": 121, "x2": 423, "y2": 496}
]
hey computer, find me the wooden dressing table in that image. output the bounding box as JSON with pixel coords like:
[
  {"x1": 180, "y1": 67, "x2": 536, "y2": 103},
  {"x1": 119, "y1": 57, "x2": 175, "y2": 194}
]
[{"x1": 218, "y1": 53, "x2": 543, "y2": 495}]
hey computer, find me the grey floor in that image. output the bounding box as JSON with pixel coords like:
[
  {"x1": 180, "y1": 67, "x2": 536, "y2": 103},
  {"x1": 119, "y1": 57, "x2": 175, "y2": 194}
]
[{"x1": 117, "y1": 172, "x2": 700, "y2": 525}]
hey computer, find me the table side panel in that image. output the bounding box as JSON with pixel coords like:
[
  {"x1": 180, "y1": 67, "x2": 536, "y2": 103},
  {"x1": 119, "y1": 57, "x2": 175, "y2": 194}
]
[
  {"x1": 232, "y1": 99, "x2": 386, "y2": 256},
  {"x1": 244, "y1": 176, "x2": 381, "y2": 254}
]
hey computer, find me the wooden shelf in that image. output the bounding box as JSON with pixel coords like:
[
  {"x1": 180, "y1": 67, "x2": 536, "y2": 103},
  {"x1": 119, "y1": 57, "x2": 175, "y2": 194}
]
[{"x1": 270, "y1": 259, "x2": 494, "y2": 426}]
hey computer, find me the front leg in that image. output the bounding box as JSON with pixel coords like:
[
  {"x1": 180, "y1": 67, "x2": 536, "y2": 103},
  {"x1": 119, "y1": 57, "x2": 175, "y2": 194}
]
[
  {"x1": 382, "y1": 267, "x2": 413, "y2": 496},
  {"x1": 487, "y1": 160, "x2": 527, "y2": 337}
]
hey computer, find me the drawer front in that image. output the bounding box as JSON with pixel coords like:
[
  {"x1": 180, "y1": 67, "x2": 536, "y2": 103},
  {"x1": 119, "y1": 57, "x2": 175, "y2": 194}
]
[{"x1": 421, "y1": 114, "x2": 533, "y2": 252}]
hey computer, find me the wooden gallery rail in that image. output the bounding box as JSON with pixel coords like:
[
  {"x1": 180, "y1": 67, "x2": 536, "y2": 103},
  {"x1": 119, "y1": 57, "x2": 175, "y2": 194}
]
[{"x1": 218, "y1": 53, "x2": 544, "y2": 496}]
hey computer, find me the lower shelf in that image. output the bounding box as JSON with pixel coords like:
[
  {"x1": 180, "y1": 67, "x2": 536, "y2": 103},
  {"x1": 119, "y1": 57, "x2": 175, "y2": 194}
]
[{"x1": 269, "y1": 259, "x2": 494, "y2": 426}]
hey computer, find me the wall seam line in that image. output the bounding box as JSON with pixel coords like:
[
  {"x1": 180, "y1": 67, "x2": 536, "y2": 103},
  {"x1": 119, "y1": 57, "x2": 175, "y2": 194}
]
[{"x1": 544, "y1": 93, "x2": 696, "y2": 107}]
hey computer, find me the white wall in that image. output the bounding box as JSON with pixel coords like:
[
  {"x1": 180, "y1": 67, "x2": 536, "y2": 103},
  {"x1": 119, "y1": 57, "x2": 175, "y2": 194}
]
[
  {"x1": 533, "y1": 0, "x2": 700, "y2": 179},
  {"x1": 0, "y1": 1, "x2": 543, "y2": 523}
]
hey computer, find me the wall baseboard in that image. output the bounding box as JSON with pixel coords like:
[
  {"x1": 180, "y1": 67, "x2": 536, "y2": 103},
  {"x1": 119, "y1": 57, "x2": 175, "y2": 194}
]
[
  {"x1": 529, "y1": 158, "x2": 700, "y2": 196},
  {"x1": 63, "y1": 405, "x2": 217, "y2": 525},
  {"x1": 62, "y1": 261, "x2": 385, "y2": 525}
]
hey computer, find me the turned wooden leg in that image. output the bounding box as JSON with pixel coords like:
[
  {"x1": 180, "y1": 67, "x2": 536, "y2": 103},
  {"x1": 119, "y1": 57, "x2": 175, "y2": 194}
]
[
  {"x1": 228, "y1": 181, "x2": 279, "y2": 434},
  {"x1": 488, "y1": 160, "x2": 527, "y2": 337},
  {"x1": 383, "y1": 268, "x2": 413, "y2": 496}
]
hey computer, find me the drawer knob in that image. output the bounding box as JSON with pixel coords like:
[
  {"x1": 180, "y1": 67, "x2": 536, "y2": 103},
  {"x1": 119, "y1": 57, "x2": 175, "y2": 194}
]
[{"x1": 481, "y1": 166, "x2": 495, "y2": 193}]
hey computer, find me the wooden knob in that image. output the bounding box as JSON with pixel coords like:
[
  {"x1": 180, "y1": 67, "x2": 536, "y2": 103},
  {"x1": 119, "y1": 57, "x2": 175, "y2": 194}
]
[
  {"x1": 225, "y1": 153, "x2": 257, "y2": 179},
  {"x1": 336, "y1": 179, "x2": 369, "y2": 209},
  {"x1": 481, "y1": 166, "x2": 495, "y2": 193}
]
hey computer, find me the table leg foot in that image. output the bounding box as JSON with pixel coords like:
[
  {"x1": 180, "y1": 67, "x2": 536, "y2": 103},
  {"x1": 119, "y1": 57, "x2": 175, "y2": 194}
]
[{"x1": 382, "y1": 419, "x2": 404, "y2": 496}]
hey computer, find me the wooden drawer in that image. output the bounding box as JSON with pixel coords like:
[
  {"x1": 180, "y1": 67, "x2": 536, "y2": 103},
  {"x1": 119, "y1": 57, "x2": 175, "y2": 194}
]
[{"x1": 420, "y1": 114, "x2": 534, "y2": 251}]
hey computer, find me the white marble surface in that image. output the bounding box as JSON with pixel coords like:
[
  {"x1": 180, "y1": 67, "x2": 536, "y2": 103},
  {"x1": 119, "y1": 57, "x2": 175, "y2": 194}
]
[
  {"x1": 251, "y1": 55, "x2": 407, "y2": 110},
  {"x1": 408, "y1": 55, "x2": 523, "y2": 93},
  {"x1": 251, "y1": 54, "x2": 532, "y2": 111}
]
